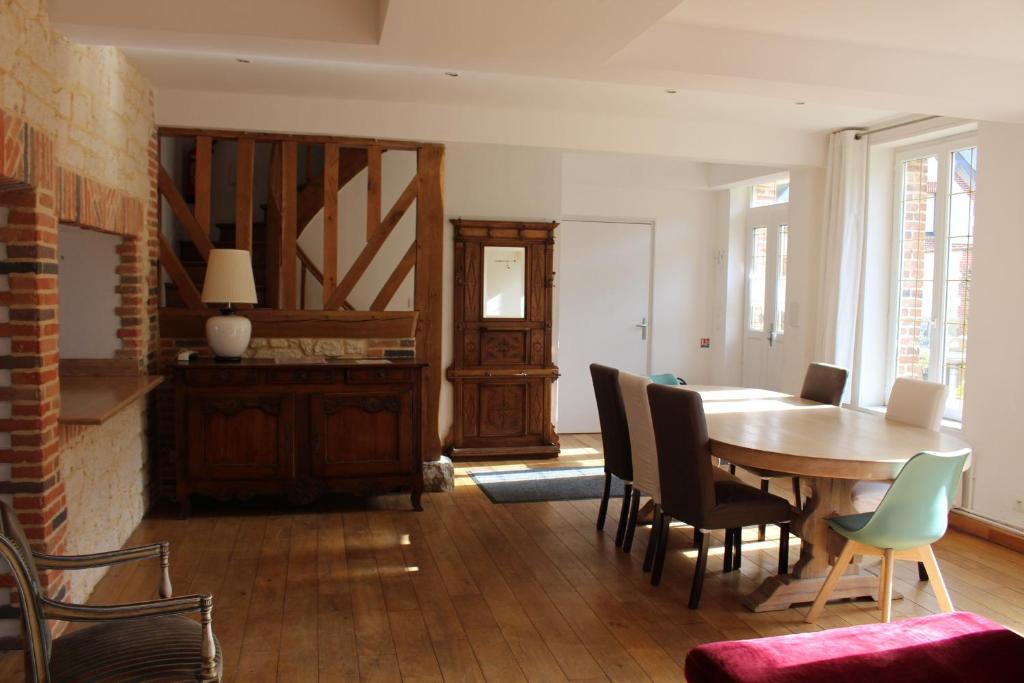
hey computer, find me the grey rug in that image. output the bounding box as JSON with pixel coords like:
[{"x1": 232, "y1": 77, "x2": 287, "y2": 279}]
[{"x1": 470, "y1": 466, "x2": 625, "y2": 504}]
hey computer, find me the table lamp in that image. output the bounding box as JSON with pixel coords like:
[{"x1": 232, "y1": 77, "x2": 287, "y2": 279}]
[{"x1": 200, "y1": 249, "x2": 258, "y2": 361}]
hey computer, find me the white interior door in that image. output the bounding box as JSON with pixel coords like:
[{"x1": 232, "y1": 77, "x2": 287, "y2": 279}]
[
  {"x1": 556, "y1": 220, "x2": 653, "y2": 433},
  {"x1": 741, "y1": 205, "x2": 789, "y2": 390}
]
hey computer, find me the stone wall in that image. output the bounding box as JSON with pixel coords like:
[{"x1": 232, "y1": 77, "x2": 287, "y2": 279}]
[{"x1": 58, "y1": 399, "x2": 148, "y2": 603}]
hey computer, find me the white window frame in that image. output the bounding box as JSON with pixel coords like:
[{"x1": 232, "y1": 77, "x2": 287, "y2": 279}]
[{"x1": 885, "y1": 133, "x2": 977, "y2": 423}]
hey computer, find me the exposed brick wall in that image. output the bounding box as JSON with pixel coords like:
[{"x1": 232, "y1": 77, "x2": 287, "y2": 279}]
[
  {"x1": 896, "y1": 158, "x2": 934, "y2": 380},
  {"x1": 0, "y1": 0, "x2": 157, "y2": 646}
]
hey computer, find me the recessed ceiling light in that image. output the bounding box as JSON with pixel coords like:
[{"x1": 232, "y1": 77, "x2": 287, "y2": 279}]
[
  {"x1": 794, "y1": 101, "x2": 806, "y2": 105},
  {"x1": 665, "y1": 89, "x2": 677, "y2": 94},
  {"x1": 236, "y1": 58, "x2": 252, "y2": 64},
  {"x1": 444, "y1": 71, "x2": 460, "y2": 78}
]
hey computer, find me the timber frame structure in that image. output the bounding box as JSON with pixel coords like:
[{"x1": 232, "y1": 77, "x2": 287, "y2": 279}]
[{"x1": 155, "y1": 127, "x2": 444, "y2": 462}]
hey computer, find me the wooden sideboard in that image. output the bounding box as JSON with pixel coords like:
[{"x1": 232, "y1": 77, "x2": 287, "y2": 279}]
[{"x1": 173, "y1": 359, "x2": 424, "y2": 514}]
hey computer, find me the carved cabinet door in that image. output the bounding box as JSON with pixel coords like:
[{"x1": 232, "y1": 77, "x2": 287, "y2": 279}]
[
  {"x1": 459, "y1": 378, "x2": 550, "y2": 448},
  {"x1": 310, "y1": 390, "x2": 414, "y2": 477},
  {"x1": 186, "y1": 393, "x2": 296, "y2": 480}
]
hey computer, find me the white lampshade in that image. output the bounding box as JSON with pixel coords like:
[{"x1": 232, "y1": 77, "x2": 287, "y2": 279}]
[{"x1": 201, "y1": 249, "x2": 258, "y2": 305}]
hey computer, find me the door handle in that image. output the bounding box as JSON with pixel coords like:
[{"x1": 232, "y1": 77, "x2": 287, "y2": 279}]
[
  {"x1": 767, "y1": 323, "x2": 776, "y2": 348},
  {"x1": 635, "y1": 317, "x2": 648, "y2": 341}
]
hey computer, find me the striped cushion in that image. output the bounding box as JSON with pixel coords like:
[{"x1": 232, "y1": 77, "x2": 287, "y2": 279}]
[{"x1": 49, "y1": 615, "x2": 222, "y2": 682}]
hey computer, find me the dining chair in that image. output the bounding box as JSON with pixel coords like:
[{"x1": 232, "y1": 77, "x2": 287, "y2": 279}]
[
  {"x1": 730, "y1": 363, "x2": 848, "y2": 540},
  {"x1": 852, "y1": 377, "x2": 948, "y2": 580},
  {"x1": 806, "y1": 449, "x2": 970, "y2": 624},
  {"x1": 646, "y1": 384, "x2": 792, "y2": 608},
  {"x1": 590, "y1": 364, "x2": 634, "y2": 546},
  {"x1": 0, "y1": 501, "x2": 221, "y2": 682},
  {"x1": 617, "y1": 371, "x2": 662, "y2": 556},
  {"x1": 649, "y1": 373, "x2": 687, "y2": 386}
]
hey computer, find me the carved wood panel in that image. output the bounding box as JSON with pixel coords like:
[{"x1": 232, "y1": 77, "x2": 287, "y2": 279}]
[
  {"x1": 187, "y1": 394, "x2": 295, "y2": 480},
  {"x1": 480, "y1": 329, "x2": 528, "y2": 365},
  {"x1": 478, "y1": 383, "x2": 527, "y2": 437},
  {"x1": 311, "y1": 390, "x2": 413, "y2": 477}
]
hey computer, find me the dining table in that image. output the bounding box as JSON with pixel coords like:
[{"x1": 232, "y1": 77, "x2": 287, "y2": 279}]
[{"x1": 686, "y1": 385, "x2": 971, "y2": 613}]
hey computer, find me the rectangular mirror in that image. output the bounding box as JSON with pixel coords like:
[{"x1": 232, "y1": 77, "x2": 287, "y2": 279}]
[{"x1": 482, "y1": 245, "x2": 526, "y2": 318}]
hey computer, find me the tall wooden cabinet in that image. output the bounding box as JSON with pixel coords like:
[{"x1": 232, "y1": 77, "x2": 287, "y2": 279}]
[{"x1": 448, "y1": 219, "x2": 559, "y2": 460}]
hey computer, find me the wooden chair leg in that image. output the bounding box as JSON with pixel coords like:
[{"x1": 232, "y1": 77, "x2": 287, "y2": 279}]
[
  {"x1": 693, "y1": 528, "x2": 703, "y2": 549},
  {"x1": 622, "y1": 489, "x2": 642, "y2": 553},
  {"x1": 688, "y1": 531, "x2": 711, "y2": 608},
  {"x1": 597, "y1": 472, "x2": 611, "y2": 531},
  {"x1": 917, "y1": 561, "x2": 929, "y2": 581},
  {"x1": 792, "y1": 477, "x2": 802, "y2": 510},
  {"x1": 614, "y1": 483, "x2": 633, "y2": 547},
  {"x1": 919, "y1": 545, "x2": 955, "y2": 612},
  {"x1": 723, "y1": 528, "x2": 734, "y2": 573},
  {"x1": 729, "y1": 464, "x2": 736, "y2": 475},
  {"x1": 651, "y1": 514, "x2": 672, "y2": 586},
  {"x1": 778, "y1": 523, "x2": 790, "y2": 575},
  {"x1": 806, "y1": 540, "x2": 857, "y2": 623},
  {"x1": 880, "y1": 548, "x2": 895, "y2": 623},
  {"x1": 643, "y1": 506, "x2": 662, "y2": 572},
  {"x1": 757, "y1": 480, "x2": 769, "y2": 541}
]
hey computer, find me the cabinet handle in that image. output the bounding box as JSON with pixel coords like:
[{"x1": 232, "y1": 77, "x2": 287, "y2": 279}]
[
  {"x1": 376, "y1": 369, "x2": 386, "y2": 379},
  {"x1": 294, "y1": 370, "x2": 309, "y2": 382}
]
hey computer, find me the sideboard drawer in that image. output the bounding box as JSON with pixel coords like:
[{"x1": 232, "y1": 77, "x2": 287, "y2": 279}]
[
  {"x1": 188, "y1": 368, "x2": 264, "y2": 386},
  {"x1": 267, "y1": 368, "x2": 339, "y2": 385},
  {"x1": 347, "y1": 367, "x2": 414, "y2": 384}
]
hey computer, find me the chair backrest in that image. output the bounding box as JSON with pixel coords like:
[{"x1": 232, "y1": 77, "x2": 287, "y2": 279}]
[
  {"x1": 857, "y1": 449, "x2": 970, "y2": 550},
  {"x1": 618, "y1": 371, "x2": 660, "y2": 502},
  {"x1": 589, "y1": 364, "x2": 633, "y2": 481},
  {"x1": 800, "y1": 363, "x2": 848, "y2": 406},
  {"x1": 649, "y1": 373, "x2": 682, "y2": 386},
  {"x1": 886, "y1": 377, "x2": 947, "y2": 431},
  {"x1": 647, "y1": 384, "x2": 716, "y2": 526},
  {"x1": 0, "y1": 502, "x2": 51, "y2": 682}
]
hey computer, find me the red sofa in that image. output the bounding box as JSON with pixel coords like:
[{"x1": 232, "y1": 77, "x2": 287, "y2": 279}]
[{"x1": 685, "y1": 612, "x2": 1024, "y2": 682}]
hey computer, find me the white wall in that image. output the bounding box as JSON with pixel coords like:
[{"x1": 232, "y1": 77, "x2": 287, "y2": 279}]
[
  {"x1": 58, "y1": 226, "x2": 120, "y2": 358},
  {"x1": 961, "y1": 121, "x2": 1024, "y2": 526},
  {"x1": 559, "y1": 151, "x2": 717, "y2": 384}
]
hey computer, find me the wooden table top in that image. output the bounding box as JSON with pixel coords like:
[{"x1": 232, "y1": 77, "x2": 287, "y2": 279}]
[{"x1": 686, "y1": 386, "x2": 970, "y2": 480}]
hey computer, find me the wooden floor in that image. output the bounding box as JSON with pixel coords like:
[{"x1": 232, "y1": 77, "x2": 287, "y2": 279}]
[{"x1": 4, "y1": 434, "x2": 1024, "y2": 682}]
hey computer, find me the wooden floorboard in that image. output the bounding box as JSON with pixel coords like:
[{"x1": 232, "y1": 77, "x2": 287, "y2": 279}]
[{"x1": 2, "y1": 433, "x2": 1022, "y2": 681}]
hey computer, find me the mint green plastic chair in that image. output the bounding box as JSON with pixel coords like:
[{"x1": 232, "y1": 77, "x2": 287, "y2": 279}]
[
  {"x1": 807, "y1": 449, "x2": 970, "y2": 624},
  {"x1": 649, "y1": 373, "x2": 683, "y2": 386}
]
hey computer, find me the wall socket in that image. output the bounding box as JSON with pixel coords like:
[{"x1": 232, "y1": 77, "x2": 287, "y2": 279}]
[{"x1": 1014, "y1": 499, "x2": 1024, "y2": 513}]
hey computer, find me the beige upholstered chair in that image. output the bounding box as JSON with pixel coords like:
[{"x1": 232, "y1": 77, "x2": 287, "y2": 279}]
[
  {"x1": 618, "y1": 371, "x2": 660, "y2": 560},
  {"x1": 0, "y1": 502, "x2": 221, "y2": 682},
  {"x1": 852, "y1": 377, "x2": 948, "y2": 580}
]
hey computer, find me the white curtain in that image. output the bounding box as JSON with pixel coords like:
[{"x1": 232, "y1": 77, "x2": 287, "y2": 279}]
[{"x1": 814, "y1": 130, "x2": 868, "y2": 373}]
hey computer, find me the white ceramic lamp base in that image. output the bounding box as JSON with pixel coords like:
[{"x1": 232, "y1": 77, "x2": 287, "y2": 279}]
[{"x1": 206, "y1": 312, "x2": 252, "y2": 361}]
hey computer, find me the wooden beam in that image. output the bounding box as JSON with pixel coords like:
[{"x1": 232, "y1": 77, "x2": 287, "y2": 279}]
[
  {"x1": 157, "y1": 166, "x2": 215, "y2": 260},
  {"x1": 322, "y1": 142, "x2": 339, "y2": 304},
  {"x1": 159, "y1": 308, "x2": 419, "y2": 339},
  {"x1": 234, "y1": 138, "x2": 254, "y2": 251},
  {"x1": 265, "y1": 143, "x2": 282, "y2": 308},
  {"x1": 296, "y1": 148, "x2": 369, "y2": 238},
  {"x1": 159, "y1": 126, "x2": 422, "y2": 151},
  {"x1": 194, "y1": 136, "x2": 212, "y2": 234},
  {"x1": 324, "y1": 173, "x2": 418, "y2": 310},
  {"x1": 366, "y1": 145, "x2": 382, "y2": 240},
  {"x1": 158, "y1": 233, "x2": 203, "y2": 309},
  {"x1": 371, "y1": 242, "x2": 416, "y2": 311},
  {"x1": 415, "y1": 144, "x2": 445, "y2": 463},
  {"x1": 280, "y1": 141, "x2": 298, "y2": 309}
]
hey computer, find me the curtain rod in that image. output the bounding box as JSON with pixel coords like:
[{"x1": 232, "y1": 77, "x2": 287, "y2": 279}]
[{"x1": 848, "y1": 115, "x2": 942, "y2": 140}]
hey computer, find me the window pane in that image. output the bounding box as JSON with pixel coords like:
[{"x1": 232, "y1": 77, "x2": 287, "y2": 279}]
[
  {"x1": 894, "y1": 156, "x2": 937, "y2": 382},
  {"x1": 748, "y1": 227, "x2": 767, "y2": 332},
  {"x1": 775, "y1": 225, "x2": 788, "y2": 334},
  {"x1": 940, "y1": 146, "x2": 977, "y2": 421},
  {"x1": 750, "y1": 179, "x2": 790, "y2": 208}
]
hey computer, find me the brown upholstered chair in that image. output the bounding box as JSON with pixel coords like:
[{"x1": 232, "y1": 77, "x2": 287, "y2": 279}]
[
  {"x1": 590, "y1": 364, "x2": 634, "y2": 546},
  {"x1": 729, "y1": 363, "x2": 848, "y2": 539},
  {"x1": 647, "y1": 384, "x2": 792, "y2": 608},
  {"x1": 0, "y1": 502, "x2": 221, "y2": 682}
]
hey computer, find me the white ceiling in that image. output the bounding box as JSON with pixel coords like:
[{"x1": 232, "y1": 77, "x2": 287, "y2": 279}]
[{"x1": 49, "y1": 0, "x2": 1024, "y2": 158}]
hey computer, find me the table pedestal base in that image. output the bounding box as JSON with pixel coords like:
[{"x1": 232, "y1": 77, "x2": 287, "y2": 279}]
[{"x1": 743, "y1": 570, "x2": 900, "y2": 612}]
